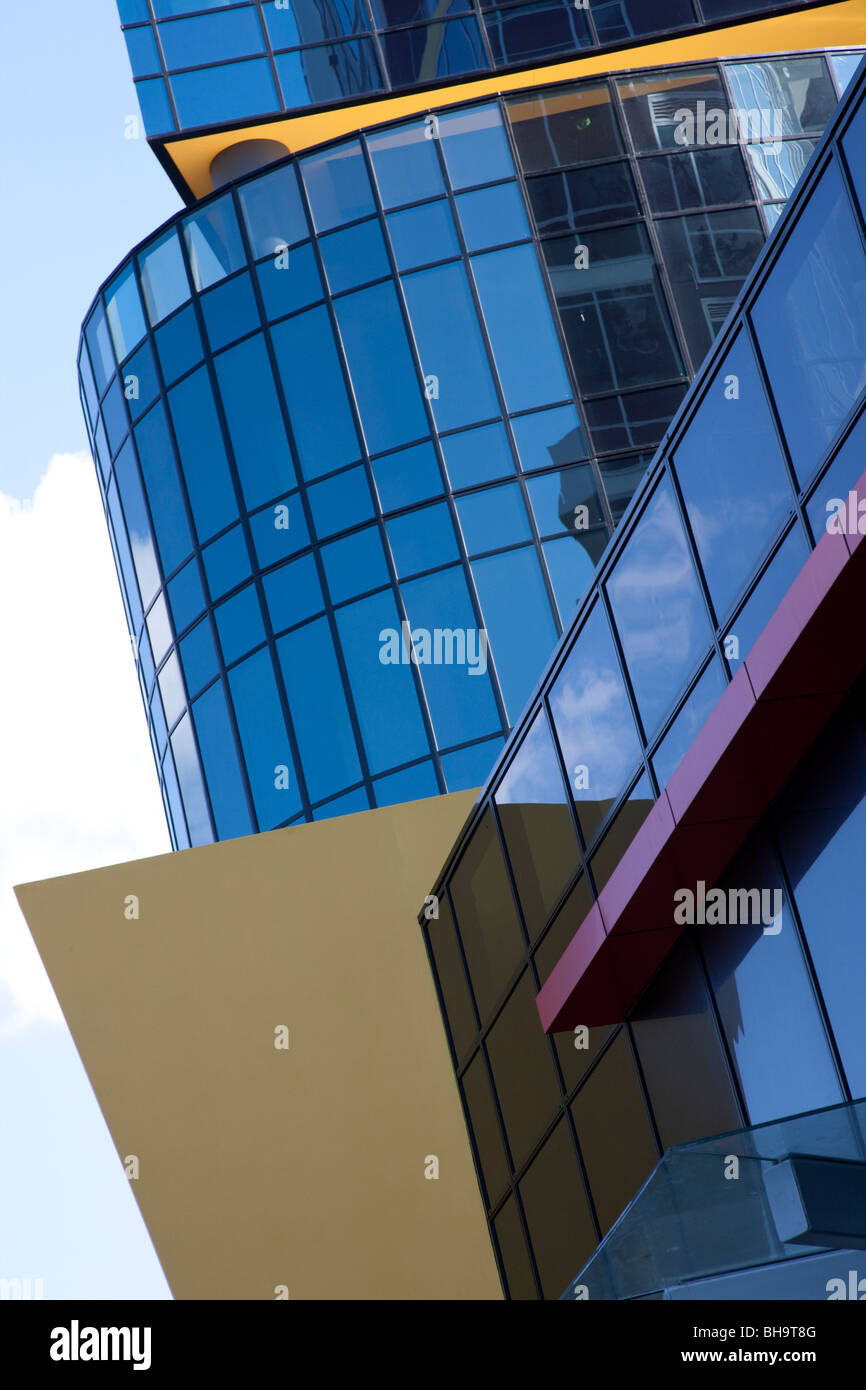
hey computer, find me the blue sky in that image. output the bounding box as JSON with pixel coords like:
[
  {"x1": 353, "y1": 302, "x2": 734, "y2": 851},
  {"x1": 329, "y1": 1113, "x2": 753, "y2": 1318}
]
[{"x1": 0, "y1": 0, "x2": 189, "y2": 1299}]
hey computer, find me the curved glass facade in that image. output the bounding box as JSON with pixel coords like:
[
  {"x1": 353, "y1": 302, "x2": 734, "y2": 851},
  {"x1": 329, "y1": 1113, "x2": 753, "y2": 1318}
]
[
  {"x1": 116, "y1": 0, "x2": 830, "y2": 137},
  {"x1": 421, "y1": 59, "x2": 866, "y2": 1298},
  {"x1": 80, "y1": 52, "x2": 859, "y2": 850}
]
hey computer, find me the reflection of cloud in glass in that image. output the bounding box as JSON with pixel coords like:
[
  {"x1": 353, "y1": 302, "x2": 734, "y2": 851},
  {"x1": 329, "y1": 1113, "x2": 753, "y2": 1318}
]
[
  {"x1": 496, "y1": 711, "x2": 564, "y2": 806},
  {"x1": 550, "y1": 641, "x2": 639, "y2": 802}
]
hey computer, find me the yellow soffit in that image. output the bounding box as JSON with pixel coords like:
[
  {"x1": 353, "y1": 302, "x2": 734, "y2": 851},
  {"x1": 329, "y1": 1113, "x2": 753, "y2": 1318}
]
[
  {"x1": 163, "y1": 1, "x2": 866, "y2": 199},
  {"x1": 15, "y1": 790, "x2": 503, "y2": 1301}
]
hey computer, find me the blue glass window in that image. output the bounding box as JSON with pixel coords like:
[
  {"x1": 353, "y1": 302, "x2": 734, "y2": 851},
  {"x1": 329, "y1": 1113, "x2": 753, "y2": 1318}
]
[
  {"x1": 387, "y1": 201, "x2": 460, "y2": 272},
  {"x1": 200, "y1": 272, "x2": 259, "y2": 352},
  {"x1": 263, "y1": 553, "x2": 324, "y2": 632},
  {"x1": 168, "y1": 559, "x2": 206, "y2": 633},
  {"x1": 213, "y1": 334, "x2": 296, "y2": 509},
  {"x1": 549, "y1": 600, "x2": 642, "y2": 844},
  {"x1": 172, "y1": 58, "x2": 279, "y2": 128},
  {"x1": 320, "y1": 218, "x2": 390, "y2": 294},
  {"x1": 105, "y1": 264, "x2": 146, "y2": 363},
  {"x1": 484, "y1": 0, "x2": 592, "y2": 66},
  {"x1": 256, "y1": 240, "x2": 323, "y2": 321},
  {"x1": 383, "y1": 17, "x2": 486, "y2": 87},
  {"x1": 159, "y1": 9, "x2": 265, "y2": 69},
  {"x1": 402, "y1": 262, "x2": 500, "y2": 431},
  {"x1": 402, "y1": 565, "x2": 501, "y2": 747},
  {"x1": 542, "y1": 536, "x2": 598, "y2": 627},
  {"x1": 278, "y1": 618, "x2": 362, "y2": 803},
  {"x1": 526, "y1": 463, "x2": 604, "y2": 538},
  {"x1": 700, "y1": 845, "x2": 842, "y2": 1124},
  {"x1": 114, "y1": 438, "x2": 161, "y2": 607},
  {"x1": 777, "y1": 711, "x2": 866, "y2": 1098},
  {"x1": 301, "y1": 141, "x2": 376, "y2": 232},
  {"x1": 229, "y1": 649, "x2": 301, "y2": 828},
  {"x1": 135, "y1": 77, "x2": 175, "y2": 135},
  {"x1": 264, "y1": 0, "x2": 368, "y2": 46},
  {"x1": 158, "y1": 650, "x2": 187, "y2": 729},
  {"x1": 239, "y1": 164, "x2": 308, "y2": 260},
  {"x1": 367, "y1": 118, "x2": 445, "y2": 209},
  {"x1": 312, "y1": 787, "x2": 369, "y2": 819},
  {"x1": 192, "y1": 681, "x2": 254, "y2": 842},
  {"x1": 674, "y1": 333, "x2": 793, "y2": 622},
  {"x1": 473, "y1": 245, "x2": 573, "y2": 412},
  {"x1": 180, "y1": 616, "x2": 220, "y2": 697},
  {"x1": 386, "y1": 503, "x2": 459, "y2": 577},
  {"x1": 456, "y1": 182, "x2": 531, "y2": 251},
  {"x1": 168, "y1": 366, "x2": 238, "y2": 541},
  {"x1": 271, "y1": 307, "x2": 360, "y2": 478},
  {"x1": 321, "y1": 526, "x2": 390, "y2": 603},
  {"x1": 335, "y1": 589, "x2": 430, "y2": 772},
  {"x1": 138, "y1": 229, "x2": 190, "y2": 326},
  {"x1": 146, "y1": 593, "x2": 173, "y2": 666},
  {"x1": 457, "y1": 481, "x2": 531, "y2": 553},
  {"x1": 85, "y1": 304, "x2": 115, "y2": 394},
  {"x1": 118, "y1": 1, "x2": 149, "y2": 20},
  {"x1": 607, "y1": 479, "x2": 710, "y2": 739},
  {"x1": 441, "y1": 422, "x2": 514, "y2": 488},
  {"x1": 216, "y1": 584, "x2": 266, "y2": 666},
  {"x1": 308, "y1": 465, "x2": 374, "y2": 539},
  {"x1": 203, "y1": 525, "x2": 253, "y2": 602},
  {"x1": 183, "y1": 196, "x2": 246, "y2": 292},
  {"x1": 155, "y1": 303, "x2": 204, "y2": 385},
  {"x1": 170, "y1": 714, "x2": 212, "y2": 846},
  {"x1": 473, "y1": 548, "x2": 558, "y2": 721},
  {"x1": 652, "y1": 657, "x2": 726, "y2": 789},
  {"x1": 805, "y1": 408, "x2": 866, "y2": 540},
  {"x1": 511, "y1": 405, "x2": 586, "y2": 473},
  {"x1": 374, "y1": 762, "x2": 439, "y2": 807},
  {"x1": 123, "y1": 340, "x2": 160, "y2": 422},
  {"x1": 751, "y1": 160, "x2": 866, "y2": 485},
  {"x1": 134, "y1": 401, "x2": 194, "y2": 576},
  {"x1": 441, "y1": 738, "x2": 503, "y2": 792},
  {"x1": 125, "y1": 26, "x2": 160, "y2": 76},
  {"x1": 334, "y1": 282, "x2": 428, "y2": 453},
  {"x1": 371, "y1": 441, "x2": 443, "y2": 511},
  {"x1": 724, "y1": 525, "x2": 809, "y2": 668},
  {"x1": 275, "y1": 40, "x2": 383, "y2": 111},
  {"x1": 250, "y1": 496, "x2": 309, "y2": 568},
  {"x1": 102, "y1": 378, "x2": 129, "y2": 458},
  {"x1": 437, "y1": 103, "x2": 514, "y2": 190},
  {"x1": 107, "y1": 480, "x2": 144, "y2": 631}
]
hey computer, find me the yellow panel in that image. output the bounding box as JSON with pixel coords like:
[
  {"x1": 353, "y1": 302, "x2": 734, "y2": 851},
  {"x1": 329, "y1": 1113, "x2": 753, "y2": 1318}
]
[
  {"x1": 162, "y1": 2, "x2": 866, "y2": 198},
  {"x1": 16, "y1": 791, "x2": 502, "y2": 1301}
]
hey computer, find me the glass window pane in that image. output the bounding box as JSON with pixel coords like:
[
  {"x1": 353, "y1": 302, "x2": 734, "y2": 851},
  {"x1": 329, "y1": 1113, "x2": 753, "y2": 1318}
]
[
  {"x1": 158, "y1": 649, "x2": 187, "y2": 729},
  {"x1": 506, "y1": 82, "x2": 622, "y2": 174},
  {"x1": 123, "y1": 340, "x2": 160, "y2": 422},
  {"x1": 526, "y1": 160, "x2": 639, "y2": 234},
  {"x1": 335, "y1": 589, "x2": 430, "y2": 772},
  {"x1": 278, "y1": 617, "x2": 362, "y2": 803},
  {"x1": 138, "y1": 229, "x2": 191, "y2": 327},
  {"x1": 168, "y1": 366, "x2": 238, "y2": 541},
  {"x1": 724, "y1": 524, "x2": 809, "y2": 668},
  {"x1": 386, "y1": 502, "x2": 458, "y2": 577},
  {"x1": 307, "y1": 464, "x2": 374, "y2": 539},
  {"x1": 673, "y1": 332, "x2": 793, "y2": 620},
  {"x1": 155, "y1": 303, "x2": 203, "y2": 385},
  {"x1": 700, "y1": 844, "x2": 842, "y2": 1124},
  {"x1": 105, "y1": 264, "x2": 147, "y2": 362},
  {"x1": 192, "y1": 680, "x2": 254, "y2": 841},
  {"x1": 270, "y1": 306, "x2": 360, "y2": 478},
  {"x1": 402, "y1": 565, "x2": 501, "y2": 746},
  {"x1": 652, "y1": 656, "x2": 726, "y2": 789},
  {"x1": 441, "y1": 422, "x2": 515, "y2": 489},
  {"x1": 159, "y1": 8, "x2": 265, "y2": 67},
  {"x1": 114, "y1": 438, "x2": 161, "y2": 607},
  {"x1": 265, "y1": 0, "x2": 368, "y2": 45},
  {"x1": 484, "y1": 0, "x2": 591, "y2": 67},
  {"x1": 457, "y1": 481, "x2": 530, "y2": 554},
  {"x1": 238, "y1": 163, "x2": 308, "y2": 259},
  {"x1": 519, "y1": 1117, "x2": 597, "y2": 1301},
  {"x1": 607, "y1": 478, "x2": 710, "y2": 738},
  {"x1": 472, "y1": 245, "x2": 572, "y2": 412},
  {"x1": 449, "y1": 806, "x2": 526, "y2": 1020},
  {"x1": 745, "y1": 138, "x2": 816, "y2": 201},
  {"x1": 473, "y1": 548, "x2": 558, "y2": 721},
  {"x1": 387, "y1": 200, "x2": 460, "y2": 271},
  {"x1": 640, "y1": 146, "x2": 752, "y2": 214},
  {"x1": 402, "y1": 261, "x2": 500, "y2": 431},
  {"x1": 805, "y1": 407, "x2": 866, "y2": 540},
  {"x1": 526, "y1": 462, "x2": 604, "y2": 538},
  {"x1": 441, "y1": 737, "x2": 503, "y2": 791},
  {"x1": 456, "y1": 182, "x2": 530, "y2": 251},
  {"x1": 549, "y1": 600, "x2": 642, "y2": 844},
  {"x1": 250, "y1": 494, "x2": 309, "y2": 569},
  {"x1": 321, "y1": 525, "x2": 390, "y2": 603},
  {"x1": 373, "y1": 760, "x2": 438, "y2": 806},
  {"x1": 462, "y1": 1052, "x2": 509, "y2": 1207},
  {"x1": 215, "y1": 584, "x2": 266, "y2": 666},
  {"x1": 180, "y1": 616, "x2": 220, "y2": 697},
  {"x1": 617, "y1": 68, "x2": 728, "y2": 153},
  {"x1": 751, "y1": 160, "x2": 866, "y2": 484},
  {"x1": 170, "y1": 713, "x2": 212, "y2": 847},
  {"x1": 172, "y1": 57, "x2": 278, "y2": 128},
  {"x1": 426, "y1": 895, "x2": 479, "y2": 1067},
  {"x1": 228, "y1": 647, "x2": 301, "y2": 828},
  {"x1": 200, "y1": 271, "x2": 259, "y2": 352},
  {"x1": 725, "y1": 56, "x2": 838, "y2": 138},
  {"x1": 655, "y1": 208, "x2": 765, "y2": 369},
  {"x1": 487, "y1": 970, "x2": 560, "y2": 1169},
  {"x1": 511, "y1": 405, "x2": 586, "y2": 473},
  {"x1": 594, "y1": 0, "x2": 694, "y2": 43},
  {"x1": 569, "y1": 1030, "x2": 659, "y2": 1233},
  {"x1": 183, "y1": 195, "x2": 246, "y2": 291},
  {"x1": 437, "y1": 102, "x2": 514, "y2": 189},
  {"x1": 320, "y1": 217, "x2": 390, "y2": 294},
  {"x1": 334, "y1": 281, "x2": 428, "y2": 453},
  {"x1": 168, "y1": 558, "x2": 206, "y2": 634},
  {"x1": 263, "y1": 553, "x2": 324, "y2": 633},
  {"x1": 372, "y1": 441, "x2": 443, "y2": 511},
  {"x1": 203, "y1": 524, "x2": 252, "y2": 600},
  {"x1": 383, "y1": 16, "x2": 486, "y2": 86},
  {"x1": 542, "y1": 534, "x2": 602, "y2": 627},
  {"x1": 588, "y1": 770, "x2": 654, "y2": 889},
  {"x1": 301, "y1": 140, "x2": 376, "y2": 232},
  {"x1": 494, "y1": 1196, "x2": 536, "y2": 1299},
  {"x1": 275, "y1": 40, "x2": 383, "y2": 111},
  {"x1": 494, "y1": 709, "x2": 578, "y2": 935},
  {"x1": 134, "y1": 400, "x2": 194, "y2": 576},
  {"x1": 214, "y1": 333, "x2": 296, "y2": 510},
  {"x1": 256, "y1": 239, "x2": 323, "y2": 321},
  {"x1": 367, "y1": 117, "x2": 445, "y2": 209}
]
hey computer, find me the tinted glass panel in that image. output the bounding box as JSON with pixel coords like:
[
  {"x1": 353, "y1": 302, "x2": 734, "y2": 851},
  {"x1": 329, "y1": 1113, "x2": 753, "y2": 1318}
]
[
  {"x1": 449, "y1": 808, "x2": 525, "y2": 1019},
  {"x1": 486, "y1": 970, "x2": 561, "y2": 1169}
]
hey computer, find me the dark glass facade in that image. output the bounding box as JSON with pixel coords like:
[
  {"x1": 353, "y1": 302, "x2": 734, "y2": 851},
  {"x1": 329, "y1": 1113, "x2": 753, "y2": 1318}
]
[
  {"x1": 421, "y1": 59, "x2": 866, "y2": 1298},
  {"x1": 80, "y1": 52, "x2": 858, "y2": 849},
  {"x1": 117, "y1": 0, "x2": 831, "y2": 137}
]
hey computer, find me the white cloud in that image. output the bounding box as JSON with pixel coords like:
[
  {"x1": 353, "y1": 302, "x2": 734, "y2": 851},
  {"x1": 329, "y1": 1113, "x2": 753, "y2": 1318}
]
[{"x1": 0, "y1": 453, "x2": 170, "y2": 1034}]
